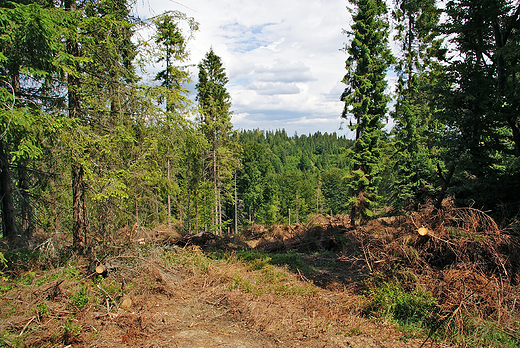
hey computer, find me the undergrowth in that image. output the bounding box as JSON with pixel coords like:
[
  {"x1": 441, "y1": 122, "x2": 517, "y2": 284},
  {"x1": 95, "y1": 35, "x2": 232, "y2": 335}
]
[
  {"x1": 167, "y1": 247, "x2": 318, "y2": 297},
  {"x1": 365, "y1": 281, "x2": 440, "y2": 339}
]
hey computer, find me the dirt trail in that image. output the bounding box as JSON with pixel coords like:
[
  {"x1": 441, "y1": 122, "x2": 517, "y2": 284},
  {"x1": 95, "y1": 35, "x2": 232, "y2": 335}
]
[
  {"x1": 90, "y1": 294, "x2": 275, "y2": 347},
  {"x1": 76, "y1": 257, "x2": 428, "y2": 348},
  {"x1": 87, "y1": 285, "x2": 426, "y2": 348}
]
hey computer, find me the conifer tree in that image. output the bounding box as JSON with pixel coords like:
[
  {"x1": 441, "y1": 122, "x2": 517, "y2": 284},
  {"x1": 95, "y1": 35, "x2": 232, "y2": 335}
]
[
  {"x1": 434, "y1": 0, "x2": 520, "y2": 212},
  {"x1": 63, "y1": 0, "x2": 140, "y2": 250},
  {"x1": 152, "y1": 11, "x2": 198, "y2": 228},
  {"x1": 196, "y1": 49, "x2": 237, "y2": 234},
  {"x1": 0, "y1": 2, "x2": 62, "y2": 242},
  {"x1": 390, "y1": 0, "x2": 444, "y2": 209},
  {"x1": 340, "y1": 0, "x2": 393, "y2": 225}
]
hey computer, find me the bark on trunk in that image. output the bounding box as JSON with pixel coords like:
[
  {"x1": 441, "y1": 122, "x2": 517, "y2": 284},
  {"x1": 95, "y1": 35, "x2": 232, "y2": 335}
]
[
  {"x1": 0, "y1": 140, "x2": 17, "y2": 241},
  {"x1": 19, "y1": 161, "x2": 32, "y2": 240},
  {"x1": 72, "y1": 162, "x2": 86, "y2": 252},
  {"x1": 66, "y1": 0, "x2": 86, "y2": 254}
]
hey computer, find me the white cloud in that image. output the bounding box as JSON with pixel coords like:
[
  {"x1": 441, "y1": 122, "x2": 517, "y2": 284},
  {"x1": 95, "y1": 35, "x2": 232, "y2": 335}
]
[
  {"x1": 249, "y1": 82, "x2": 301, "y2": 95},
  {"x1": 134, "y1": 0, "x2": 354, "y2": 136}
]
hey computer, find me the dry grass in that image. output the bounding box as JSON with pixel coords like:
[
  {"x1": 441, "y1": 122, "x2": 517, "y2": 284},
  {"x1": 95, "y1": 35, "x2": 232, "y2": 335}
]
[
  {"x1": 0, "y1": 243, "x2": 428, "y2": 347},
  {"x1": 2, "y1": 204, "x2": 519, "y2": 347}
]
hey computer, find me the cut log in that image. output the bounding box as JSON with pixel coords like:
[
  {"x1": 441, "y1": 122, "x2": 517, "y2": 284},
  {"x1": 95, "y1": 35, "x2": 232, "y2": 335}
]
[
  {"x1": 120, "y1": 298, "x2": 132, "y2": 309},
  {"x1": 418, "y1": 227, "x2": 429, "y2": 236}
]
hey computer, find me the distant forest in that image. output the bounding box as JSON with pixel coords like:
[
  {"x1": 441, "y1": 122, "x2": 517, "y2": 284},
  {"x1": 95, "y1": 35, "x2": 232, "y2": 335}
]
[{"x1": 1, "y1": 0, "x2": 519, "y2": 252}]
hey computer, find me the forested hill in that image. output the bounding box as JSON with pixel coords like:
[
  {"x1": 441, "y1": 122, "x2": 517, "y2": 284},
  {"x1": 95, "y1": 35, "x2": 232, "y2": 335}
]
[
  {"x1": 237, "y1": 129, "x2": 354, "y2": 173},
  {"x1": 230, "y1": 129, "x2": 355, "y2": 226}
]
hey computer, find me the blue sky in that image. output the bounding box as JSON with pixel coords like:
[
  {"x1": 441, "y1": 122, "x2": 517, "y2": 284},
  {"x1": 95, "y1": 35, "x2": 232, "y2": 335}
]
[{"x1": 133, "y1": 0, "x2": 365, "y2": 137}]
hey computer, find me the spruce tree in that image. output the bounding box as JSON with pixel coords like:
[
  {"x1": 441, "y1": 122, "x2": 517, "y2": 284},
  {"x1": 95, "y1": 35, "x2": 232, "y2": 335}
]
[
  {"x1": 196, "y1": 49, "x2": 238, "y2": 234},
  {"x1": 340, "y1": 0, "x2": 393, "y2": 225},
  {"x1": 152, "y1": 11, "x2": 198, "y2": 229},
  {"x1": 390, "y1": 0, "x2": 444, "y2": 209},
  {"x1": 439, "y1": 0, "x2": 520, "y2": 211},
  {"x1": 0, "y1": 2, "x2": 63, "y2": 242}
]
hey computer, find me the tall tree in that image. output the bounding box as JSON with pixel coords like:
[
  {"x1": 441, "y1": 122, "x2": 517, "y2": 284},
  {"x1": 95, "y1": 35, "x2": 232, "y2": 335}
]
[
  {"x1": 152, "y1": 11, "x2": 197, "y2": 113},
  {"x1": 438, "y1": 0, "x2": 520, "y2": 212},
  {"x1": 62, "y1": 0, "x2": 140, "y2": 251},
  {"x1": 196, "y1": 49, "x2": 237, "y2": 234},
  {"x1": 340, "y1": 0, "x2": 393, "y2": 225},
  {"x1": 238, "y1": 142, "x2": 274, "y2": 224},
  {"x1": 0, "y1": 2, "x2": 62, "y2": 242},
  {"x1": 63, "y1": 0, "x2": 86, "y2": 252},
  {"x1": 152, "y1": 11, "x2": 198, "y2": 228},
  {"x1": 390, "y1": 0, "x2": 445, "y2": 209}
]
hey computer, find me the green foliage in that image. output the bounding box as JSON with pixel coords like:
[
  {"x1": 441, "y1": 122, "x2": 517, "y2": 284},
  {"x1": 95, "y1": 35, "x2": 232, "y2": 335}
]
[
  {"x1": 321, "y1": 168, "x2": 349, "y2": 215},
  {"x1": 270, "y1": 250, "x2": 312, "y2": 273},
  {"x1": 196, "y1": 48, "x2": 239, "y2": 233},
  {"x1": 0, "y1": 252, "x2": 6, "y2": 275},
  {"x1": 239, "y1": 142, "x2": 276, "y2": 223},
  {"x1": 445, "y1": 315, "x2": 520, "y2": 347},
  {"x1": 231, "y1": 273, "x2": 253, "y2": 293},
  {"x1": 341, "y1": 0, "x2": 393, "y2": 225},
  {"x1": 36, "y1": 302, "x2": 48, "y2": 318},
  {"x1": 166, "y1": 248, "x2": 212, "y2": 273},
  {"x1": 3, "y1": 249, "x2": 39, "y2": 269},
  {"x1": 96, "y1": 278, "x2": 122, "y2": 308},
  {"x1": 234, "y1": 130, "x2": 353, "y2": 225},
  {"x1": 60, "y1": 318, "x2": 82, "y2": 343},
  {"x1": 70, "y1": 285, "x2": 90, "y2": 308},
  {"x1": 366, "y1": 282, "x2": 439, "y2": 331},
  {"x1": 435, "y1": 0, "x2": 520, "y2": 215},
  {"x1": 152, "y1": 11, "x2": 198, "y2": 112},
  {"x1": 388, "y1": 0, "x2": 445, "y2": 210}
]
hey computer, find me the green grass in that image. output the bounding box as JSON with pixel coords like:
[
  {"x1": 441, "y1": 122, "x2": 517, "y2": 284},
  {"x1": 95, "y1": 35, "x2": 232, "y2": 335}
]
[
  {"x1": 446, "y1": 317, "x2": 520, "y2": 348},
  {"x1": 365, "y1": 281, "x2": 520, "y2": 347},
  {"x1": 70, "y1": 285, "x2": 90, "y2": 308},
  {"x1": 366, "y1": 282, "x2": 439, "y2": 334},
  {"x1": 165, "y1": 248, "x2": 317, "y2": 297}
]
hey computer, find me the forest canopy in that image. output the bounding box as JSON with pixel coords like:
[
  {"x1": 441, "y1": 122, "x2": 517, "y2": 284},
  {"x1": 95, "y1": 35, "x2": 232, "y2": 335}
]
[{"x1": 0, "y1": 0, "x2": 519, "y2": 251}]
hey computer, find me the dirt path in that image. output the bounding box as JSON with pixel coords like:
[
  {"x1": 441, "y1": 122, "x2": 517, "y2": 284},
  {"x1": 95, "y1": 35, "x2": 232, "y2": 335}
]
[
  {"x1": 81, "y1": 259, "x2": 429, "y2": 348},
  {"x1": 88, "y1": 290, "x2": 428, "y2": 348},
  {"x1": 1, "y1": 257, "x2": 433, "y2": 348},
  {"x1": 90, "y1": 294, "x2": 276, "y2": 347}
]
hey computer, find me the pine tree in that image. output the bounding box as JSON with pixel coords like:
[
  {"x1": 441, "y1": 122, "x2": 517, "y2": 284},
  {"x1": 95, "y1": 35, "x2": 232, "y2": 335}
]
[
  {"x1": 390, "y1": 0, "x2": 444, "y2": 209},
  {"x1": 196, "y1": 49, "x2": 238, "y2": 234},
  {"x1": 438, "y1": 0, "x2": 520, "y2": 211},
  {"x1": 340, "y1": 0, "x2": 393, "y2": 225}
]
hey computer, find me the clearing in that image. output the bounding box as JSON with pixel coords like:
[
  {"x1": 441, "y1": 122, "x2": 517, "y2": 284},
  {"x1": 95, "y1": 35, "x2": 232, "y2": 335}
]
[{"x1": 1, "y1": 202, "x2": 519, "y2": 347}]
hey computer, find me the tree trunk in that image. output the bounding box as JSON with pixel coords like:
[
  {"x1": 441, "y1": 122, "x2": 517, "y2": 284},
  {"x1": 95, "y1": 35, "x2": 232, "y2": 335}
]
[
  {"x1": 187, "y1": 161, "x2": 192, "y2": 234},
  {"x1": 0, "y1": 140, "x2": 17, "y2": 241},
  {"x1": 212, "y1": 133, "x2": 219, "y2": 234},
  {"x1": 19, "y1": 161, "x2": 32, "y2": 240},
  {"x1": 66, "y1": 0, "x2": 86, "y2": 254},
  {"x1": 167, "y1": 156, "x2": 171, "y2": 229},
  {"x1": 234, "y1": 170, "x2": 237, "y2": 234},
  {"x1": 72, "y1": 162, "x2": 86, "y2": 252}
]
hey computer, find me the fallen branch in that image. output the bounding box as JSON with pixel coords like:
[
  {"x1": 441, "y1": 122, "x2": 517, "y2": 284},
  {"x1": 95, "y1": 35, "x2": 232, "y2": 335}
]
[
  {"x1": 96, "y1": 284, "x2": 119, "y2": 312},
  {"x1": 19, "y1": 316, "x2": 36, "y2": 336}
]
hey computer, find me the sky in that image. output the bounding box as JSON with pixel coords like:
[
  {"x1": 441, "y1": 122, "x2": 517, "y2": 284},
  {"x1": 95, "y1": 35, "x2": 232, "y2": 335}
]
[{"x1": 132, "y1": 0, "x2": 359, "y2": 137}]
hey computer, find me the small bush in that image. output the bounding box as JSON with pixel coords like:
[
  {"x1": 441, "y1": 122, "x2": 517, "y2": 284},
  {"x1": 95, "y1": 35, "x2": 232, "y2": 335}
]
[
  {"x1": 70, "y1": 286, "x2": 90, "y2": 308},
  {"x1": 367, "y1": 282, "x2": 439, "y2": 332}
]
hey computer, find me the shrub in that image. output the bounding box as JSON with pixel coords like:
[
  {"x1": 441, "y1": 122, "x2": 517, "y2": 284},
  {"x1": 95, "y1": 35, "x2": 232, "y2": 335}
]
[{"x1": 367, "y1": 282, "x2": 439, "y2": 331}]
